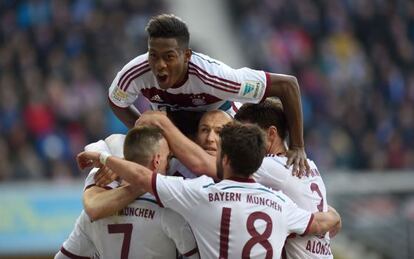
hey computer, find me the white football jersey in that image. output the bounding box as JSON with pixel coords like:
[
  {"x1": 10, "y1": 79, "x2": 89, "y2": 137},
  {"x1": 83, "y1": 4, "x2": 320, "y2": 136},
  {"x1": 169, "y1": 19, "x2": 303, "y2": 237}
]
[
  {"x1": 108, "y1": 51, "x2": 269, "y2": 116},
  {"x1": 58, "y1": 210, "x2": 97, "y2": 258},
  {"x1": 82, "y1": 192, "x2": 198, "y2": 259},
  {"x1": 60, "y1": 135, "x2": 199, "y2": 258},
  {"x1": 153, "y1": 174, "x2": 313, "y2": 259},
  {"x1": 255, "y1": 155, "x2": 333, "y2": 258}
]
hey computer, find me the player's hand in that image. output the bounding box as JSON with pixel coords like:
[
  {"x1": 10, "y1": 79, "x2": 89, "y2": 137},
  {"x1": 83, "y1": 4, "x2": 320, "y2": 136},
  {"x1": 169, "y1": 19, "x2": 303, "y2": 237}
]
[
  {"x1": 77, "y1": 151, "x2": 101, "y2": 170},
  {"x1": 134, "y1": 110, "x2": 167, "y2": 128},
  {"x1": 94, "y1": 166, "x2": 119, "y2": 187},
  {"x1": 328, "y1": 206, "x2": 342, "y2": 238},
  {"x1": 285, "y1": 146, "x2": 310, "y2": 178}
]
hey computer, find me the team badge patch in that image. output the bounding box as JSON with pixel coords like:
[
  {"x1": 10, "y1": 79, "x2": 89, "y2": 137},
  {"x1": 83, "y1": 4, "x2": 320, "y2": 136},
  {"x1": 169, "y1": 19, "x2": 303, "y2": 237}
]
[
  {"x1": 238, "y1": 81, "x2": 263, "y2": 99},
  {"x1": 111, "y1": 88, "x2": 128, "y2": 103}
]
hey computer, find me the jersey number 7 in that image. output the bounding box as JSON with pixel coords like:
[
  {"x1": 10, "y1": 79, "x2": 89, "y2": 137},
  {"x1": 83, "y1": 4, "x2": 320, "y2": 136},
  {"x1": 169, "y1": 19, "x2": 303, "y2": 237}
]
[
  {"x1": 108, "y1": 223, "x2": 133, "y2": 259},
  {"x1": 219, "y1": 207, "x2": 273, "y2": 259}
]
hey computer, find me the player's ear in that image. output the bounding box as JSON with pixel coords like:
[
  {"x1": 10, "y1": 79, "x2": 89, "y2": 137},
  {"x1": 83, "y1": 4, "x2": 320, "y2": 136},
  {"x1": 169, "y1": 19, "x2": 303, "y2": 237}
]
[
  {"x1": 267, "y1": 126, "x2": 277, "y2": 142},
  {"x1": 184, "y1": 48, "x2": 192, "y2": 63},
  {"x1": 152, "y1": 153, "x2": 161, "y2": 170}
]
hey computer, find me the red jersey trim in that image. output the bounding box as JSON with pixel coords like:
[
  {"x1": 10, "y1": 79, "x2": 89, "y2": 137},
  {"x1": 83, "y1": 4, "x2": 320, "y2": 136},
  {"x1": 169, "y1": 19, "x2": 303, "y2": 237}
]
[
  {"x1": 260, "y1": 72, "x2": 272, "y2": 102},
  {"x1": 188, "y1": 67, "x2": 240, "y2": 91},
  {"x1": 227, "y1": 176, "x2": 256, "y2": 183},
  {"x1": 118, "y1": 60, "x2": 149, "y2": 90},
  {"x1": 151, "y1": 173, "x2": 164, "y2": 207},
  {"x1": 189, "y1": 62, "x2": 241, "y2": 87},
  {"x1": 60, "y1": 246, "x2": 91, "y2": 259},
  {"x1": 108, "y1": 95, "x2": 129, "y2": 108},
  {"x1": 84, "y1": 184, "x2": 113, "y2": 191},
  {"x1": 301, "y1": 213, "x2": 315, "y2": 236},
  {"x1": 183, "y1": 247, "x2": 199, "y2": 257},
  {"x1": 189, "y1": 70, "x2": 239, "y2": 94},
  {"x1": 121, "y1": 67, "x2": 151, "y2": 91}
]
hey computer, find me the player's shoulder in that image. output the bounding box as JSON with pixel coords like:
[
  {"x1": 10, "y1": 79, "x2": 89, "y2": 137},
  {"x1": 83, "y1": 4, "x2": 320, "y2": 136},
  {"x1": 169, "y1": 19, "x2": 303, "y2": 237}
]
[
  {"x1": 262, "y1": 155, "x2": 290, "y2": 171},
  {"x1": 189, "y1": 51, "x2": 228, "y2": 70},
  {"x1": 123, "y1": 52, "x2": 149, "y2": 68}
]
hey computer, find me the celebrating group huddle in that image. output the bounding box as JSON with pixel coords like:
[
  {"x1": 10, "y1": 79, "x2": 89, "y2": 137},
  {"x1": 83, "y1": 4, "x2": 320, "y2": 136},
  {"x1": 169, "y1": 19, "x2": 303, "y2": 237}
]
[{"x1": 55, "y1": 14, "x2": 341, "y2": 259}]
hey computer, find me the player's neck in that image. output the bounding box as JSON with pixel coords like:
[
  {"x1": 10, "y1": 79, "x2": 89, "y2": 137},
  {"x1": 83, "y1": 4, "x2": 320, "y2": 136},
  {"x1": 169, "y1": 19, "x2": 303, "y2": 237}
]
[{"x1": 267, "y1": 141, "x2": 287, "y2": 156}]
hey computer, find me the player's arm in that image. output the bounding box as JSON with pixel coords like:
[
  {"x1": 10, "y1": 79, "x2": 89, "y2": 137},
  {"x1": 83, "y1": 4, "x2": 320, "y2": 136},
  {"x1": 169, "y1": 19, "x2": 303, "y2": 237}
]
[
  {"x1": 136, "y1": 111, "x2": 217, "y2": 178},
  {"x1": 83, "y1": 183, "x2": 144, "y2": 221},
  {"x1": 78, "y1": 151, "x2": 154, "y2": 194},
  {"x1": 306, "y1": 206, "x2": 342, "y2": 236},
  {"x1": 109, "y1": 101, "x2": 140, "y2": 128},
  {"x1": 267, "y1": 73, "x2": 310, "y2": 174}
]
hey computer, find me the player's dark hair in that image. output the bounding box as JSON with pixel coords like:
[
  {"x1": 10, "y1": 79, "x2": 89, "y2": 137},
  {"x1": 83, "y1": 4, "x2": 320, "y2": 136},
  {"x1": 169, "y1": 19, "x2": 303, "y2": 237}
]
[
  {"x1": 219, "y1": 122, "x2": 266, "y2": 177},
  {"x1": 145, "y1": 14, "x2": 190, "y2": 49},
  {"x1": 234, "y1": 98, "x2": 288, "y2": 141},
  {"x1": 124, "y1": 126, "x2": 164, "y2": 166}
]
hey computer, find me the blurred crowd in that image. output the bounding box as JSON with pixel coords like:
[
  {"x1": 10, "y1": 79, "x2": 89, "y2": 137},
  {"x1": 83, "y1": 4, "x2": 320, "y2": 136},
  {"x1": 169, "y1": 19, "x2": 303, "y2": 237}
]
[
  {"x1": 0, "y1": 0, "x2": 166, "y2": 181},
  {"x1": 228, "y1": 0, "x2": 414, "y2": 170},
  {"x1": 0, "y1": 0, "x2": 413, "y2": 182}
]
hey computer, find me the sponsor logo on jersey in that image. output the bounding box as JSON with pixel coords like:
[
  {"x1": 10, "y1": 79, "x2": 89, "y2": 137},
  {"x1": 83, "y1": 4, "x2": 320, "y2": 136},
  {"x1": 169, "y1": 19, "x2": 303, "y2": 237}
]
[
  {"x1": 150, "y1": 94, "x2": 164, "y2": 102},
  {"x1": 112, "y1": 88, "x2": 128, "y2": 102},
  {"x1": 238, "y1": 81, "x2": 263, "y2": 99}
]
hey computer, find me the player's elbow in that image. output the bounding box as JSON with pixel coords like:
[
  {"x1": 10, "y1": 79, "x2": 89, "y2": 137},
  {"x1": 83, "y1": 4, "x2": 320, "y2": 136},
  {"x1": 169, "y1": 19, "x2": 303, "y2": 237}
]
[
  {"x1": 83, "y1": 204, "x2": 102, "y2": 221},
  {"x1": 310, "y1": 212, "x2": 341, "y2": 235}
]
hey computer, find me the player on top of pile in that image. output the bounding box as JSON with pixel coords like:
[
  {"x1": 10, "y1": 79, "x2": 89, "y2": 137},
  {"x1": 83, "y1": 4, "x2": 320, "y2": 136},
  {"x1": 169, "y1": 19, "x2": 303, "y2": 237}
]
[{"x1": 108, "y1": 13, "x2": 309, "y2": 174}]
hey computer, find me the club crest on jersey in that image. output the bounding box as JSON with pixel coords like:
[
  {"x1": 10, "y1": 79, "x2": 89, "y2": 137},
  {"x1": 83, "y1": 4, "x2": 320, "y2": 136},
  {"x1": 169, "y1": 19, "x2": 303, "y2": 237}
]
[
  {"x1": 112, "y1": 88, "x2": 128, "y2": 102},
  {"x1": 191, "y1": 95, "x2": 206, "y2": 105},
  {"x1": 238, "y1": 80, "x2": 263, "y2": 99}
]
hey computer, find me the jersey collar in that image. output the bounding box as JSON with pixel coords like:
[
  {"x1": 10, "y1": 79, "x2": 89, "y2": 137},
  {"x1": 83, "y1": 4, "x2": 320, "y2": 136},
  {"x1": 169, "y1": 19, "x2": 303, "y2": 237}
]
[{"x1": 226, "y1": 176, "x2": 256, "y2": 183}]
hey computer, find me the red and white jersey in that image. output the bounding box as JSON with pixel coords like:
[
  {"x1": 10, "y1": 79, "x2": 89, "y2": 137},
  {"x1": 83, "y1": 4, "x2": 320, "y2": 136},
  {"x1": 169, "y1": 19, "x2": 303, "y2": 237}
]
[
  {"x1": 152, "y1": 174, "x2": 314, "y2": 258},
  {"x1": 167, "y1": 158, "x2": 198, "y2": 179},
  {"x1": 58, "y1": 210, "x2": 97, "y2": 258},
  {"x1": 255, "y1": 155, "x2": 333, "y2": 258},
  {"x1": 82, "y1": 192, "x2": 198, "y2": 259},
  {"x1": 108, "y1": 52, "x2": 270, "y2": 116},
  {"x1": 61, "y1": 135, "x2": 199, "y2": 259}
]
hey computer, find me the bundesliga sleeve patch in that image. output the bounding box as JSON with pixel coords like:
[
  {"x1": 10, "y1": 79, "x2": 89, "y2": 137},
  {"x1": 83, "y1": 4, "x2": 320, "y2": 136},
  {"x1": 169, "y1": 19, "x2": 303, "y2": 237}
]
[
  {"x1": 238, "y1": 80, "x2": 264, "y2": 99},
  {"x1": 111, "y1": 88, "x2": 128, "y2": 103}
]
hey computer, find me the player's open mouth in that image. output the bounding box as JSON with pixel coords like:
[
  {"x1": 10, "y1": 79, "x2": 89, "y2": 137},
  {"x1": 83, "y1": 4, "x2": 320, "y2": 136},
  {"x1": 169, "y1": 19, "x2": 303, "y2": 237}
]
[{"x1": 157, "y1": 74, "x2": 168, "y2": 84}]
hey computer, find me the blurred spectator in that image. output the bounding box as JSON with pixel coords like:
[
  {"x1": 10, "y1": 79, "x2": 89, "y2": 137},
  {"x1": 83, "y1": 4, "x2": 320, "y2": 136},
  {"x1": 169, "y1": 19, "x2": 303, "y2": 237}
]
[
  {"x1": 227, "y1": 0, "x2": 414, "y2": 170},
  {"x1": 0, "y1": 0, "x2": 166, "y2": 181}
]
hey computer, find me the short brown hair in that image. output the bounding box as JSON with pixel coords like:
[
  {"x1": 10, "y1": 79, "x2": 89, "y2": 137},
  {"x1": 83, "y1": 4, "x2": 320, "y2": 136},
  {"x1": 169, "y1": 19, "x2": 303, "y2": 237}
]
[
  {"x1": 145, "y1": 14, "x2": 190, "y2": 49},
  {"x1": 123, "y1": 126, "x2": 164, "y2": 166},
  {"x1": 219, "y1": 122, "x2": 266, "y2": 177},
  {"x1": 234, "y1": 98, "x2": 288, "y2": 140}
]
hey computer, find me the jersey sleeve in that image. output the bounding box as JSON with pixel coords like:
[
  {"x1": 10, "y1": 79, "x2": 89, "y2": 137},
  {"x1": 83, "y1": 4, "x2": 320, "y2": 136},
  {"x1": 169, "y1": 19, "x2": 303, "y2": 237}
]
[
  {"x1": 108, "y1": 54, "x2": 150, "y2": 108},
  {"x1": 253, "y1": 157, "x2": 289, "y2": 190},
  {"x1": 83, "y1": 168, "x2": 120, "y2": 191},
  {"x1": 152, "y1": 174, "x2": 212, "y2": 213},
  {"x1": 283, "y1": 194, "x2": 314, "y2": 235},
  {"x1": 189, "y1": 53, "x2": 270, "y2": 104},
  {"x1": 161, "y1": 209, "x2": 199, "y2": 257}
]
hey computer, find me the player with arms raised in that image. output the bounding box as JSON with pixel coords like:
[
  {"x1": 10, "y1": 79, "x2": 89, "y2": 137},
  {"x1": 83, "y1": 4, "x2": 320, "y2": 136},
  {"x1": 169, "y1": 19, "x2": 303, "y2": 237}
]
[{"x1": 109, "y1": 13, "x2": 309, "y2": 174}]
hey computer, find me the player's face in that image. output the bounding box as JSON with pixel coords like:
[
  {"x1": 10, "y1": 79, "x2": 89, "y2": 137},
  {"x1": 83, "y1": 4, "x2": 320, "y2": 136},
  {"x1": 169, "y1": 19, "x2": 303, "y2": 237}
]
[
  {"x1": 148, "y1": 38, "x2": 191, "y2": 90},
  {"x1": 156, "y1": 138, "x2": 171, "y2": 174},
  {"x1": 196, "y1": 112, "x2": 232, "y2": 156}
]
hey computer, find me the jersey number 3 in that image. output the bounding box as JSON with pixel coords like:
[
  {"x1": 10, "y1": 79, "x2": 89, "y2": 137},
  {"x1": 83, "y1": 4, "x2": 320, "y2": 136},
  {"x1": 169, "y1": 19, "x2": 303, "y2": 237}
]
[
  {"x1": 219, "y1": 207, "x2": 273, "y2": 259},
  {"x1": 108, "y1": 223, "x2": 133, "y2": 259}
]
